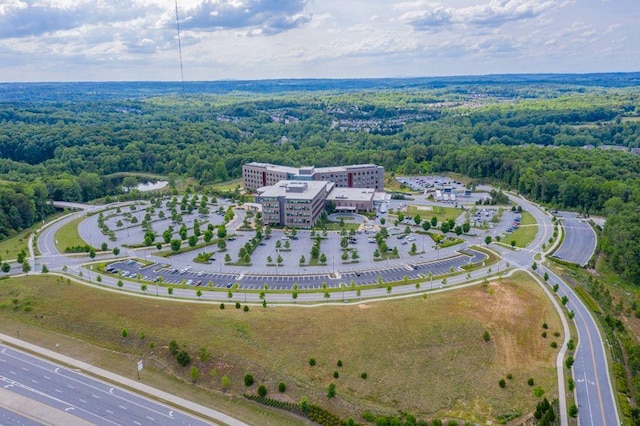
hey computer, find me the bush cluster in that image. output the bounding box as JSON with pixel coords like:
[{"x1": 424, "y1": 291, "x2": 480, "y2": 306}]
[{"x1": 244, "y1": 394, "x2": 344, "y2": 426}]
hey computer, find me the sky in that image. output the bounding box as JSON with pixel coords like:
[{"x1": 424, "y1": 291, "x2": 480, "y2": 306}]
[{"x1": 0, "y1": 0, "x2": 638, "y2": 82}]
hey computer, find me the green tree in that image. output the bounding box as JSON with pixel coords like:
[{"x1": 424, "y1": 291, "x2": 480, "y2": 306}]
[
  {"x1": 568, "y1": 404, "x2": 579, "y2": 417},
  {"x1": 217, "y1": 227, "x2": 227, "y2": 239},
  {"x1": 176, "y1": 349, "x2": 191, "y2": 366},
  {"x1": 170, "y1": 239, "x2": 181, "y2": 252},
  {"x1": 485, "y1": 236, "x2": 492, "y2": 245},
  {"x1": 190, "y1": 366, "x2": 200, "y2": 383},
  {"x1": 257, "y1": 384, "x2": 267, "y2": 397},
  {"x1": 244, "y1": 374, "x2": 254, "y2": 386},
  {"x1": 112, "y1": 247, "x2": 120, "y2": 256},
  {"x1": 327, "y1": 383, "x2": 336, "y2": 398},
  {"x1": 221, "y1": 375, "x2": 231, "y2": 391}
]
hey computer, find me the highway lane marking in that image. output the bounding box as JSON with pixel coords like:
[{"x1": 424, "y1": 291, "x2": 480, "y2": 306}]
[
  {"x1": 8, "y1": 371, "x2": 15, "y2": 375},
  {"x1": 67, "y1": 384, "x2": 74, "y2": 389},
  {"x1": 55, "y1": 389, "x2": 62, "y2": 393},
  {"x1": 119, "y1": 405, "x2": 127, "y2": 410},
  {"x1": 79, "y1": 398, "x2": 87, "y2": 403},
  {"x1": 44, "y1": 375, "x2": 51, "y2": 380},
  {"x1": 31, "y1": 380, "x2": 38, "y2": 384},
  {"x1": 574, "y1": 298, "x2": 607, "y2": 426}
]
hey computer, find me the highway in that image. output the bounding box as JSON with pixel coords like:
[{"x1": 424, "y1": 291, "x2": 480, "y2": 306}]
[{"x1": 0, "y1": 343, "x2": 211, "y2": 426}]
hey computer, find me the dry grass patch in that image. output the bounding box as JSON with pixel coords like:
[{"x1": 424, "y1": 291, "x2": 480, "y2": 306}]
[{"x1": 0, "y1": 272, "x2": 560, "y2": 424}]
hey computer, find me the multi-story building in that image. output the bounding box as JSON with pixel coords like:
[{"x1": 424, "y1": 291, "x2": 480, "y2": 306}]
[
  {"x1": 243, "y1": 162, "x2": 384, "y2": 191},
  {"x1": 255, "y1": 180, "x2": 334, "y2": 229}
]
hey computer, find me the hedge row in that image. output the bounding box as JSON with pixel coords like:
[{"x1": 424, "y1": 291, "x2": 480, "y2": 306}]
[{"x1": 244, "y1": 394, "x2": 351, "y2": 426}]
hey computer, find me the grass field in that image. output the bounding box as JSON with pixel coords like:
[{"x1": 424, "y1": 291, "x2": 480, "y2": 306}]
[
  {"x1": 0, "y1": 212, "x2": 65, "y2": 260},
  {"x1": 406, "y1": 205, "x2": 463, "y2": 223},
  {"x1": 0, "y1": 232, "x2": 31, "y2": 261},
  {"x1": 0, "y1": 273, "x2": 561, "y2": 424},
  {"x1": 210, "y1": 179, "x2": 243, "y2": 192},
  {"x1": 54, "y1": 217, "x2": 92, "y2": 252},
  {"x1": 507, "y1": 211, "x2": 537, "y2": 247}
]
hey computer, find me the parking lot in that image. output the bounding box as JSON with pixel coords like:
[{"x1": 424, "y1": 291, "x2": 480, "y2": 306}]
[{"x1": 108, "y1": 249, "x2": 486, "y2": 290}]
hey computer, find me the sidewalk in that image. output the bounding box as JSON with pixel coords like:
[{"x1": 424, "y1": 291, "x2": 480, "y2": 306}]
[{"x1": 0, "y1": 332, "x2": 248, "y2": 426}]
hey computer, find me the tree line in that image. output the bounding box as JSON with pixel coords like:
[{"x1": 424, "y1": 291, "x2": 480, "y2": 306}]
[{"x1": 1, "y1": 81, "x2": 640, "y2": 279}]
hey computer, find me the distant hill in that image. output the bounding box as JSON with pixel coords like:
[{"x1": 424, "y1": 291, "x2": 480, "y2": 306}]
[{"x1": 1, "y1": 72, "x2": 639, "y2": 102}]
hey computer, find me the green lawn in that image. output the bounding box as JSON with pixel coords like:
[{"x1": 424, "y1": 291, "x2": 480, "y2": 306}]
[
  {"x1": 405, "y1": 205, "x2": 463, "y2": 223},
  {"x1": 0, "y1": 212, "x2": 64, "y2": 260},
  {"x1": 320, "y1": 222, "x2": 360, "y2": 231},
  {"x1": 210, "y1": 178, "x2": 243, "y2": 192},
  {"x1": 0, "y1": 232, "x2": 31, "y2": 261},
  {"x1": 507, "y1": 211, "x2": 538, "y2": 247},
  {"x1": 54, "y1": 217, "x2": 93, "y2": 252}
]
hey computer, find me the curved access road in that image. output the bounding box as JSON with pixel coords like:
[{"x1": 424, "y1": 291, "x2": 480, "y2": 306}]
[
  {"x1": 502, "y1": 194, "x2": 618, "y2": 426},
  {"x1": 554, "y1": 213, "x2": 597, "y2": 266}
]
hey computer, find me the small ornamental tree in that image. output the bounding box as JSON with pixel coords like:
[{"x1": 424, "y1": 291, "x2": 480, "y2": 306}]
[
  {"x1": 327, "y1": 383, "x2": 336, "y2": 398},
  {"x1": 244, "y1": 373, "x2": 254, "y2": 387},
  {"x1": 257, "y1": 384, "x2": 267, "y2": 397}
]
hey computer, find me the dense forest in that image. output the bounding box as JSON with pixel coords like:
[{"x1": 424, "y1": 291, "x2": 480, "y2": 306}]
[{"x1": 1, "y1": 75, "x2": 640, "y2": 282}]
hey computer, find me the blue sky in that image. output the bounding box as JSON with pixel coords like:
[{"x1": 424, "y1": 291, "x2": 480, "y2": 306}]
[{"x1": 0, "y1": 0, "x2": 638, "y2": 82}]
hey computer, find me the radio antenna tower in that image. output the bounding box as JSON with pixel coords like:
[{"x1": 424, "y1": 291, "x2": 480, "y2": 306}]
[{"x1": 174, "y1": 0, "x2": 185, "y2": 92}]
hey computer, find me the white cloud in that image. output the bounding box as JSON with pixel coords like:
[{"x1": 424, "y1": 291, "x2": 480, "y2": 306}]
[
  {"x1": 0, "y1": 0, "x2": 638, "y2": 81},
  {"x1": 398, "y1": 0, "x2": 563, "y2": 32},
  {"x1": 175, "y1": 0, "x2": 312, "y2": 35}
]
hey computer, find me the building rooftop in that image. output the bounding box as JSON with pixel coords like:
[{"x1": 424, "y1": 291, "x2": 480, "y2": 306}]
[
  {"x1": 257, "y1": 180, "x2": 332, "y2": 200},
  {"x1": 245, "y1": 162, "x2": 381, "y2": 175},
  {"x1": 326, "y1": 187, "x2": 375, "y2": 202}
]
